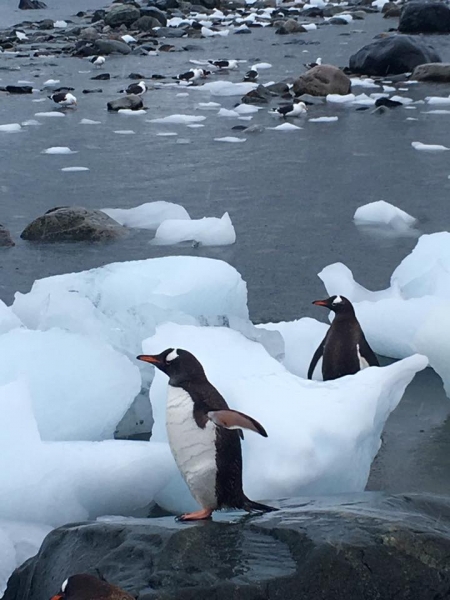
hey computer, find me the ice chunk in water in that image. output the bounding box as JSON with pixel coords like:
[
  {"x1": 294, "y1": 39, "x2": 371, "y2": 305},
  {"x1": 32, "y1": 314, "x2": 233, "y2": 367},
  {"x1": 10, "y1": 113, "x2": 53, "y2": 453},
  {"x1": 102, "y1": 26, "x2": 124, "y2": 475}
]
[
  {"x1": 152, "y1": 212, "x2": 236, "y2": 246},
  {"x1": 102, "y1": 202, "x2": 190, "y2": 230}
]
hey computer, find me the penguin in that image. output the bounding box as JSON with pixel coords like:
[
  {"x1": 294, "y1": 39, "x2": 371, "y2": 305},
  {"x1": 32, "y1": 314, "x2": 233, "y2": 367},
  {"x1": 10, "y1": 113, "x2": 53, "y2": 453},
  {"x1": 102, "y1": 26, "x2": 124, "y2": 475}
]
[
  {"x1": 243, "y1": 68, "x2": 258, "y2": 82},
  {"x1": 307, "y1": 295, "x2": 379, "y2": 381},
  {"x1": 50, "y1": 575, "x2": 135, "y2": 600},
  {"x1": 137, "y1": 348, "x2": 277, "y2": 521},
  {"x1": 124, "y1": 80, "x2": 146, "y2": 95},
  {"x1": 48, "y1": 92, "x2": 77, "y2": 107},
  {"x1": 90, "y1": 55, "x2": 105, "y2": 68},
  {"x1": 269, "y1": 101, "x2": 307, "y2": 118}
]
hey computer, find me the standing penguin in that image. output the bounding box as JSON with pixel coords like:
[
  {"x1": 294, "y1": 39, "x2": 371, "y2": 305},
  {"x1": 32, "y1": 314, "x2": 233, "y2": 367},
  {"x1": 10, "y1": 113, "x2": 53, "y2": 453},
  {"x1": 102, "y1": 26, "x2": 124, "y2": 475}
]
[
  {"x1": 137, "y1": 348, "x2": 276, "y2": 521},
  {"x1": 50, "y1": 574, "x2": 135, "y2": 600},
  {"x1": 308, "y1": 295, "x2": 379, "y2": 381}
]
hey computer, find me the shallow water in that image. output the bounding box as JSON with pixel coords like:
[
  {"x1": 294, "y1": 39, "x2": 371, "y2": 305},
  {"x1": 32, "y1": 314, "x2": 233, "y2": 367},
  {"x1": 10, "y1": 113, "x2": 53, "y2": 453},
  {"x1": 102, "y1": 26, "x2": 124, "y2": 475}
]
[{"x1": 1, "y1": 6, "x2": 450, "y2": 493}]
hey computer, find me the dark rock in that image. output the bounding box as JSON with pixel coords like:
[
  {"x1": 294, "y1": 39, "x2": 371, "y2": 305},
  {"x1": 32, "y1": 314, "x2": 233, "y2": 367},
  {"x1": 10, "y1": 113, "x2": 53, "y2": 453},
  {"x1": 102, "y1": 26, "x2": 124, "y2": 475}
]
[
  {"x1": 79, "y1": 26, "x2": 100, "y2": 41},
  {"x1": 383, "y1": 6, "x2": 401, "y2": 18},
  {"x1": 91, "y1": 9, "x2": 106, "y2": 23},
  {"x1": 94, "y1": 39, "x2": 131, "y2": 55},
  {"x1": 107, "y1": 94, "x2": 144, "y2": 111},
  {"x1": 129, "y1": 72, "x2": 145, "y2": 79},
  {"x1": 301, "y1": 6, "x2": 323, "y2": 16},
  {"x1": 275, "y1": 19, "x2": 307, "y2": 34},
  {"x1": 139, "y1": 6, "x2": 167, "y2": 25},
  {"x1": 349, "y1": 35, "x2": 441, "y2": 76},
  {"x1": 132, "y1": 15, "x2": 160, "y2": 31},
  {"x1": 91, "y1": 73, "x2": 111, "y2": 80},
  {"x1": 241, "y1": 84, "x2": 274, "y2": 104},
  {"x1": 375, "y1": 97, "x2": 402, "y2": 108},
  {"x1": 265, "y1": 82, "x2": 290, "y2": 95},
  {"x1": 18, "y1": 0, "x2": 47, "y2": 8},
  {"x1": 104, "y1": 4, "x2": 141, "y2": 27},
  {"x1": 0, "y1": 225, "x2": 15, "y2": 247},
  {"x1": 37, "y1": 19, "x2": 54, "y2": 29},
  {"x1": 82, "y1": 88, "x2": 103, "y2": 93},
  {"x1": 328, "y1": 16, "x2": 350, "y2": 24},
  {"x1": 149, "y1": 0, "x2": 179, "y2": 10},
  {"x1": 4, "y1": 85, "x2": 33, "y2": 94},
  {"x1": 412, "y1": 62, "x2": 450, "y2": 82},
  {"x1": 399, "y1": 2, "x2": 450, "y2": 34},
  {"x1": 322, "y1": 5, "x2": 343, "y2": 17},
  {"x1": 21, "y1": 207, "x2": 127, "y2": 243},
  {"x1": 7, "y1": 494, "x2": 450, "y2": 600},
  {"x1": 297, "y1": 93, "x2": 326, "y2": 105},
  {"x1": 293, "y1": 64, "x2": 351, "y2": 96}
]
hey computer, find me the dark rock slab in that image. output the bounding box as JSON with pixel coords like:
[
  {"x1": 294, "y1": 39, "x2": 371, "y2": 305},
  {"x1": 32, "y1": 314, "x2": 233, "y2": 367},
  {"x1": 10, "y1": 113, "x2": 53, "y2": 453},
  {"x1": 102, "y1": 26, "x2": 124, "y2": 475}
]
[
  {"x1": 349, "y1": 35, "x2": 441, "y2": 76},
  {"x1": 94, "y1": 39, "x2": 131, "y2": 55},
  {"x1": 21, "y1": 207, "x2": 127, "y2": 242},
  {"x1": 6, "y1": 494, "x2": 450, "y2": 600},
  {"x1": 0, "y1": 225, "x2": 15, "y2": 247},
  {"x1": 399, "y1": 2, "x2": 450, "y2": 34},
  {"x1": 104, "y1": 4, "x2": 141, "y2": 27},
  {"x1": 19, "y1": 0, "x2": 47, "y2": 8},
  {"x1": 412, "y1": 62, "x2": 450, "y2": 82},
  {"x1": 132, "y1": 15, "x2": 160, "y2": 31},
  {"x1": 3, "y1": 85, "x2": 33, "y2": 94},
  {"x1": 275, "y1": 19, "x2": 307, "y2": 34},
  {"x1": 293, "y1": 64, "x2": 351, "y2": 96},
  {"x1": 91, "y1": 73, "x2": 110, "y2": 80},
  {"x1": 107, "y1": 94, "x2": 143, "y2": 111},
  {"x1": 139, "y1": 6, "x2": 167, "y2": 26}
]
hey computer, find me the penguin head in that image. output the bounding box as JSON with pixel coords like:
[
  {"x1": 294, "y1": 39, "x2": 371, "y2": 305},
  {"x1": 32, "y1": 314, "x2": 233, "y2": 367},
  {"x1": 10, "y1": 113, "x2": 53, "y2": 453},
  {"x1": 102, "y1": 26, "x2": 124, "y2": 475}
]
[
  {"x1": 50, "y1": 574, "x2": 130, "y2": 600},
  {"x1": 312, "y1": 295, "x2": 354, "y2": 314},
  {"x1": 137, "y1": 348, "x2": 206, "y2": 385}
]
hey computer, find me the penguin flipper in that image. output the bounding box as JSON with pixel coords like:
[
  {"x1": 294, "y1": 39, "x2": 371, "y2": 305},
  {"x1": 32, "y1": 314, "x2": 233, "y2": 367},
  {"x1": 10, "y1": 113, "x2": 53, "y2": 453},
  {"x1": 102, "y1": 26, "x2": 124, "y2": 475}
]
[
  {"x1": 207, "y1": 409, "x2": 268, "y2": 437},
  {"x1": 307, "y1": 336, "x2": 326, "y2": 380}
]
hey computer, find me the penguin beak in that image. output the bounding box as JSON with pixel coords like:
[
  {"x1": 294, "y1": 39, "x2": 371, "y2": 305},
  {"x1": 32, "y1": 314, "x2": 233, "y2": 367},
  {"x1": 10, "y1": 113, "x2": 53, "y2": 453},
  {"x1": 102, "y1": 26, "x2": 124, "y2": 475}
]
[
  {"x1": 50, "y1": 595, "x2": 64, "y2": 600},
  {"x1": 136, "y1": 354, "x2": 162, "y2": 365},
  {"x1": 312, "y1": 299, "x2": 329, "y2": 307}
]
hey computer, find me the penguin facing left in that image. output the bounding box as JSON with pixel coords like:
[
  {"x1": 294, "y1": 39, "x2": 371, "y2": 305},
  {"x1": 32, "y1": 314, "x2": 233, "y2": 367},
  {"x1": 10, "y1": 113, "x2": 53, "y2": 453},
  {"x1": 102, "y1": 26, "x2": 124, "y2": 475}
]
[
  {"x1": 307, "y1": 295, "x2": 379, "y2": 381},
  {"x1": 50, "y1": 574, "x2": 135, "y2": 600},
  {"x1": 137, "y1": 348, "x2": 277, "y2": 521}
]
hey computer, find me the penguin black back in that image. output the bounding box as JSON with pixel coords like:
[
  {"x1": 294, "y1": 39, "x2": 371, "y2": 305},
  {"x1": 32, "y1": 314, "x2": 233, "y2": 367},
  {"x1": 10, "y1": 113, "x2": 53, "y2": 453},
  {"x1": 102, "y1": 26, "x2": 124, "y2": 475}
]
[{"x1": 308, "y1": 295, "x2": 379, "y2": 381}]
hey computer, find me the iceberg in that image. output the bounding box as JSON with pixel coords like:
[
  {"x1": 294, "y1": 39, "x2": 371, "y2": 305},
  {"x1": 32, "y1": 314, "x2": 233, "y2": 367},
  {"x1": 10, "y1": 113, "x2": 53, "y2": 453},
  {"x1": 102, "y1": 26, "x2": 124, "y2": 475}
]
[
  {"x1": 152, "y1": 213, "x2": 236, "y2": 246},
  {"x1": 354, "y1": 200, "x2": 418, "y2": 235},
  {"x1": 102, "y1": 201, "x2": 190, "y2": 230}
]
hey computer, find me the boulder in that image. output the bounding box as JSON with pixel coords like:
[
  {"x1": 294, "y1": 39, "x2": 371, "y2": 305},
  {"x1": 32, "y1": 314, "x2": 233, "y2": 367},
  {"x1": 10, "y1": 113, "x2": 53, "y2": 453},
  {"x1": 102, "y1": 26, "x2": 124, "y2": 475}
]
[
  {"x1": 0, "y1": 225, "x2": 14, "y2": 247},
  {"x1": 293, "y1": 64, "x2": 351, "y2": 97},
  {"x1": 383, "y1": 5, "x2": 401, "y2": 18},
  {"x1": 132, "y1": 15, "x2": 161, "y2": 31},
  {"x1": 4, "y1": 85, "x2": 33, "y2": 94},
  {"x1": 94, "y1": 39, "x2": 131, "y2": 54},
  {"x1": 18, "y1": 0, "x2": 47, "y2": 8},
  {"x1": 104, "y1": 3, "x2": 141, "y2": 27},
  {"x1": 21, "y1": 207, "x2": 127, "y2": 242},
  {"x1": 37, "y1": 19, "x2": 54, "y2": 28},
  {"x1": 399, "y1": 2, "x2": 450, "y2": 33},
  {"x1": 107, "y1": 94, "x2": 144, "y2": 111},
  {"x1": 139, "y1": 6, "x2": 168, "y2": 25},
  {"x1": 275, "y1": 19, "x2": 307, "y2": 34},
  {"x1": 349, "y1": 35, "x2": 441, "y2": 76},
  {"x1": 79, "y1": 26, "x2": 100, "y2": 40},
  {"x1": 5, "y1": 494, "x2": 450, "y2": 600},
  {"x1": 412, "y1": 62, "x2": 450, "y2": 82}
]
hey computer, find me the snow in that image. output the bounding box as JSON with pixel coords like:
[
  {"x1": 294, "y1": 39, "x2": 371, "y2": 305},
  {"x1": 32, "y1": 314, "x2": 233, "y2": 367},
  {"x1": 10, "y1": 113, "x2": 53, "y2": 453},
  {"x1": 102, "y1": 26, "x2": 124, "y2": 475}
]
[
  {"x1": 0, "y1": 124, "x2": 21, "y2": 133},
  {"x1": 354, "y1": 200, "x2": 417, "y2": 231},
  {"x1": 61, "y1": 167, "x2": 89, "y2": 172},
  {"x1": 102, "y1": 202, "x2": 190, "y2": 230},
  {"x1": 234, "y1": 104, "x2": 260, "y2": 115},
  {"x1": 0, "y1": 328, "x2": 140, "y2": 441},
  {"x1": 252, "y1": 62, "x2": 272, "y2": 69},
  {"x1": 268, "y1": 123, "x2": 302, "y2": 131},
  {"x1": 43, "y1": 147, "x2": 77, "y2": 154},
  {"x1": 412, "y1": 141, "x2": 449, "y2": 151},
  {"x1": 350, "y1": 78, "x2": 379, "y2": 89},
  {"x1": 0, "y1": 300, "x2": 22, "y2": 334},
  {"x1": 196, "y1": 80, "x2": 258, "y2": 97},
  {"x1": 214, "y1": 136, "x2": 246, "y2": 142},
  {"x1": 426, "y1": 96, "x2": 450, "y2": 105},
  {"x1": 218, "y1": 108, "x2": 240, "y2": 118},
  {"x1": 80, "y1": 118, "x2": 101, "y2": 125},
  {"x1": 327, "y1": 93, "x2": 355, "y2": 104},
  {"x1": 114, "y1": 130, "x2": 135, "y2": 135},
  {"x1": 143, "y1": 323, "x2": 427, "y2": 512},
  {"x1": 309, "y1": 116, "x2": 338, "y2": 123},
  {"x1": 148, "y1": 115, "x2": 206, "y2": 124},
  {"x1": 118, "y1": 109, "x2": 146, "y2": 116},
  {"x1": 53, "y1": 20, "x2": 67, "y2": 28},
  {"x1": 152, "y1": 212, "x2": 236, "y2": 246},
  {"x1": 35, "y1": 112, "x2": 65, "y2": 118}
]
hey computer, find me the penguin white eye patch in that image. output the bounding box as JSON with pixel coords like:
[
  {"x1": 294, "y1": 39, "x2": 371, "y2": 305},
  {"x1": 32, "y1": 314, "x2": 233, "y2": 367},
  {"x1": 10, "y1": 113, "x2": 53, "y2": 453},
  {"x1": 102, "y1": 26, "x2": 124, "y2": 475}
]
[
  {"x1": 332, "y1": 295, "x2": 343, "y2": 305},
  {"x1": 61, "y1": 579, "x2": 69, "y2": 593},
  {"x1": 166, "y1": 349, "x2": 179, "y2": 362}
]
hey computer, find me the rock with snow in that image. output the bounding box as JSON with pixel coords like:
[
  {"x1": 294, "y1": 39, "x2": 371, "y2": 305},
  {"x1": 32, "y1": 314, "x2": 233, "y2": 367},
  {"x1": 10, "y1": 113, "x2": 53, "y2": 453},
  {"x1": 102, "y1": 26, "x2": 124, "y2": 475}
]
[
  {"x1": 102, "y1": 202, "x2": 190, "y2": 230},
  {"x1": 152, "y1": 213, "x2": 236, "y2": 246}
]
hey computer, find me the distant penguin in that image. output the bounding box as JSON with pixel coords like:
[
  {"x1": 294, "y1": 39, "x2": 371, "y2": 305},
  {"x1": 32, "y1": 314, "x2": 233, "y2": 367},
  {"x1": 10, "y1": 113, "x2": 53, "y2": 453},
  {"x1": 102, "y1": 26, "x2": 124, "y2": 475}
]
[
  {"x1": 49, "y1": 92, "x2": 77, "y2": 107},
  {"x1": 270, "y1": 101, "x2": 307, "y2": 118},
  {"x1": 308, "y1": 295, "x2": 379, "y2": 381},
  {"x1": 243, "y1": 68, "x2": 258, "y2": 82},
  {"x1": 124, "y1": 80, "x2": 146, "y2": 95},
  {"x1": 50, "y1": 575, "x2": 135, "y2": 600},
  {"x1": 137, "y1": 348, "x2": 277, "y2": 521},
  {"x1": 90, "y1": 55, "x2": 105, "y2": 68}
]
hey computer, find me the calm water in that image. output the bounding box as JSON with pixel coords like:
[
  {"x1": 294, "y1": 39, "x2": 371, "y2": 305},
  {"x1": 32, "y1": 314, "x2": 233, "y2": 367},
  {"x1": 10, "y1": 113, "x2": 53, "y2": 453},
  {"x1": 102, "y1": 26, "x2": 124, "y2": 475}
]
[{"x1": 1, "y1": 5, "x2": 450, "y2": 493}]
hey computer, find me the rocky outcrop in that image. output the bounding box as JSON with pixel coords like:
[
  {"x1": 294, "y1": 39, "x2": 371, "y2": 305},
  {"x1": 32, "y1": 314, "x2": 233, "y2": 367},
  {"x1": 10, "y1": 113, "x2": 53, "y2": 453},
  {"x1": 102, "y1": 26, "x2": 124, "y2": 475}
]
[
  {"x1": 107, "y1": 94, "x2": 144, "y2": 111},
  {"x1": 399, "y1": 2, "x2": 450, "y2": 34},
  {"x1": 104, "y1": 4, "x2": 141, "y2": 27},
  {"x1": 21, "y1": 207, "x2": 127, "y2": 242},
  {"x1": 293, "y1": 65, "x2": 351, "y2": 97},
  {"x1": 275, "y1": 19, "x2": 307, "y2": 34},
  {"x1": 18, "y1": 0, "x2": 47, "y2": 8},
  {"x1": 412, "y1": 62, "x2": 450, "y2": 82},
  {"x1": 132, "y1": 15, "x2": 160, "y2": 31},
  {"x1": 5, "y1": 494, "x2": 450, "y2": 600},
  {"x1": 94, "y1": 39, "x2": 132, "y2": 55},
  {"x1": 0, "y1": 225, "x2": 14, "y2": 247},
  {"x1": 349, "y1": 35, "x2": 441, "y2": 76}
]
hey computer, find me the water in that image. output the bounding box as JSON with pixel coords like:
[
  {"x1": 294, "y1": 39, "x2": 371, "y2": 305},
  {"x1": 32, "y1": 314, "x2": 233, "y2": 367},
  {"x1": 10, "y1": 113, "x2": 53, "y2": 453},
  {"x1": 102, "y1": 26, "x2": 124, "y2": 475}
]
[{"x1": 1, "y1": 6, "x2": 450, "y2": 493}]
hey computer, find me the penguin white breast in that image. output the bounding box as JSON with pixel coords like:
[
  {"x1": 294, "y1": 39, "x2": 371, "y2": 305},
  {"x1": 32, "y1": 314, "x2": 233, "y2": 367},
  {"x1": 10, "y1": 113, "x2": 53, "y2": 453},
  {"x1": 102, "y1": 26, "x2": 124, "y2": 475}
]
[
  {"x1": 356, "y1": 344, "x2": 369, "y2": 369},
  {"x1": 166, "y1": 385, "x2": 218, "y2": 509}
]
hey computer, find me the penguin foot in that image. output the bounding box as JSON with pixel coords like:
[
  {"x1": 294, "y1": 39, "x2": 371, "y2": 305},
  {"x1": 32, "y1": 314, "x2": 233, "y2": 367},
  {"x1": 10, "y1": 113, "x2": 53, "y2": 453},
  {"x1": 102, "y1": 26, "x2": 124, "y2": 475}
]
[{"x1": 175, "y1": 509, "x2": 213, "y2": 522}]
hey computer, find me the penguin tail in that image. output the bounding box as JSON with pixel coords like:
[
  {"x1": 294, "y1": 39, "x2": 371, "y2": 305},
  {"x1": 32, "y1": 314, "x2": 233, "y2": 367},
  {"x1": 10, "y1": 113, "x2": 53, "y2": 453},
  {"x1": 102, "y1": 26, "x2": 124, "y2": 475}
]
[{"x1": 243, "y1": 497, "x2": 278, "y2": 513}]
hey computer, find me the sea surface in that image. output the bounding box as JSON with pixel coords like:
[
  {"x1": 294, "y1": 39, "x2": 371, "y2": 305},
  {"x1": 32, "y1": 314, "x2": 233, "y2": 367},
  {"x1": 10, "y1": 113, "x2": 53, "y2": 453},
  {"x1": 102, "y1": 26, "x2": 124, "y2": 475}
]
[{"x1": 1, "y1": 1, "x2": 450, "y2": 494}]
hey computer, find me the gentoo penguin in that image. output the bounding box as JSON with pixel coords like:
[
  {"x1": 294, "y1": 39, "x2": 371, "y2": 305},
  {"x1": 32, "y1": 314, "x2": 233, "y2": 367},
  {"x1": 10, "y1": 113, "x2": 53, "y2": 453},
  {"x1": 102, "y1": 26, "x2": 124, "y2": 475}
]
[
  {"x1": 304, "y1": 57, "x2": 322, "y2": 70},
  {"x1": 243, "y1": 68, "x2": 258, "y2": 82},
  {"x1": 208, "y1": 59, "x2": 238, "y2": 70},
  {"x1": 49, "y1": 92, "x2": 77, "y2": 107},
  {"x1": 307, "y1": 295, "x2": 379, "y2": 381},
  {"x1": 125, "y1": 80, "x2": 146, "y2": 95},
  {"x1": 270, "y1": 101, "x2": 307, "y2": 118},
  {"x1": 50, "y1": 575, "x2": 135, "y2": 600},
  {"x1": 137, "y1": 348, "x2": 276, "y2": 521},
  {"x1": 90, "y1": 55, "x2": 105, "y2": 68},
  {"x1": 173, "y1": 68, "x2": 208, "y2": 83}
]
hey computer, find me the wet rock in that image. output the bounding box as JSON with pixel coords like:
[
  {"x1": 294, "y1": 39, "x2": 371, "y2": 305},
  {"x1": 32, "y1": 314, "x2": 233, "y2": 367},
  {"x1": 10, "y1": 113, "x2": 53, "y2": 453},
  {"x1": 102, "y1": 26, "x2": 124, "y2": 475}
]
[
  {"x1": 18, "y1": 0, "x2": 47, "y2": 8},
  {"x1": 3, "y1": 85, "x2": 33, "y2": 94},
  {"x1": 107, "y1": 94, "x2": 143, "y2": 111},
  {"x1": 265, "y1": 82, "x2": 290, "y2": 95},
  {"x1": 328, "y1": 16, "x2": 350, "y2": 24},
  {"x1": 275, "y1": 19, "x2": 307, "y2": 34},
  {"x1": 94, "y1": 39, "x2": 131, "y2": 55},
  {"x1": 0, "y1": 225, "x2": 14, "y2": 247},
  {"x1": 21, "y1": 207, "x2": 127, "y2": 243},
  {"x1": 293, "y1": 64, "x2": 351, "y2": 97},
  {"x1": 301, "y1": 6, "x2": 323, "y2": 17},
  {"x1": 37, "y1": 19, "x2": 54, "y2": 29},
  {"x1": 412, "y1": 62, "x2": 450, "y2": 82},
  {"x1": 297, "y1": 93, "x2": 326, "y2": 105},
  {"x1": 104, "y1": 4, "x2": 141, "y2": 28},
  {"x1": 383, "y1": 5, "x2": 401, "y2": 18},
  {"x1": 79, "y1": 27, "x2": 100, "y2": 41},
  {"x1": 322, "y1": 5, "x2": 344, "y2": 17},
  {"x1": 153, "y1": 27, "x2": 187, "y2": 38},
  {"x1": 82, "y1": 88, "x2": 103, "y2": 94},
  {"x1": 91, "y1": 73, "x2": 111, "y2": 80},
  {"x1": 91, "y1": 9, "x2": 106, "y2": 23},
  {"x1": 241, "y1": 84, "x2": 274, "y2": 104},
  {"x1": 132, "y1": 15, "x2": 160, "y2": 30},
  {"x1": 399, "y1": 2, "x2": 450, "y2": 34},
  {"x1": 6, "y1": 494, "x2": 450, "y2": 600},
  {"x1": 140, "y1": 6, "x2": 167, "y2": 25},
  {"x1": 349, "y1": 35, "x2": 441, "y2": 76}
]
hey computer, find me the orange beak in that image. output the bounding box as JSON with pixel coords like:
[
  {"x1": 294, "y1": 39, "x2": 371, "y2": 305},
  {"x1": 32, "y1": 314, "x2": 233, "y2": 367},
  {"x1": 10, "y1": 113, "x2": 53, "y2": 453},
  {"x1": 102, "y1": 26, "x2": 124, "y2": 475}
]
[
  {"x1": 312, "y1": 299, "x2": 329, "y2": 307},
  {"x1": 136, "y1": 354, "x2": 161, "y2": 365},
  {"x1": 50, "y1": 595, "x2": 64, "y2": 600}
]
